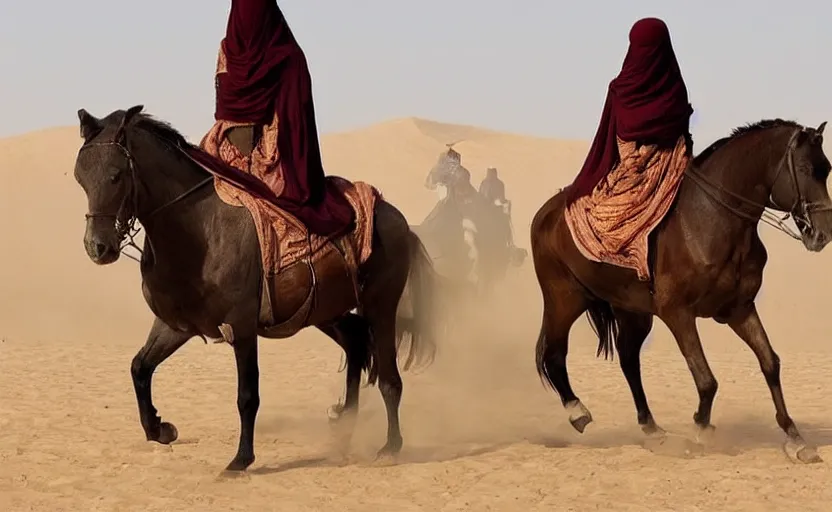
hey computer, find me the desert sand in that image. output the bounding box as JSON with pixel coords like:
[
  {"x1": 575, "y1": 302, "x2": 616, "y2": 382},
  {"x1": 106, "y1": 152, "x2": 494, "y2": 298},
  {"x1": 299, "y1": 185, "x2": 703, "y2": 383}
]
[{"x1": 1, "y1": 117, "x2": 832, "y2": 511}]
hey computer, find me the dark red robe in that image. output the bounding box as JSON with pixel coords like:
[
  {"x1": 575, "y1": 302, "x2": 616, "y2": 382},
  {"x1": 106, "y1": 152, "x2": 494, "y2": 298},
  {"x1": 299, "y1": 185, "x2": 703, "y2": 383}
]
[
  {"x1": 214, "y1": 0, "x2": 354, "y2": 236},
  {"x1": 568, "y1": 17, "x2": 693, "y2": 203}
]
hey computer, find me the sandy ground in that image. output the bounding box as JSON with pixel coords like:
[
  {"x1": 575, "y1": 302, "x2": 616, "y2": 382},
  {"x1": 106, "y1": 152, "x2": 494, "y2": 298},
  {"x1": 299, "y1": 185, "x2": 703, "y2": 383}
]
[{"x1": 2, "y1": 118, "x2": 832, "y2": 511}]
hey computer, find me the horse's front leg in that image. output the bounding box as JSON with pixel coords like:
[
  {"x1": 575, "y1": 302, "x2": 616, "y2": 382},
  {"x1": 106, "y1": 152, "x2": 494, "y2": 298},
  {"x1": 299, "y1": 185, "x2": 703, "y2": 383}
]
[
  {"x1": 130, "y1": 318, "x2": 192, "y2": 444},
  {"x1": 662, "y1": 312, "x2": 719, "y2": 437},
  {"x1": 727, "y1": 306, "x2": 822, "y2": 464},
  {"x1": 225, "y1": 334, "x2": 260, "y2": 472}
]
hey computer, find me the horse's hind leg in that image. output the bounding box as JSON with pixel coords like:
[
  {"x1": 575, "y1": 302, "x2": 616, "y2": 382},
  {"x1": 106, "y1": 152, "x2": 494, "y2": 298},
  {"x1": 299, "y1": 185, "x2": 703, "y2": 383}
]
[
  {"x1": 317, "y1": 314, "x2": 371, "y2": 440},
  {"x1": 613, "y1": 309, "x2": 663, "y2": 435},
  {"x1": 364, "y1": 302, "x2": 404, "y2": 458},
  {"x1": 727, "y1": 306, "x2": 822, "y2": 463},
  {"x1": 361, "y1": 260, "x2": 409, "y2": 458},
  {"x1": 535, "y1": 279, "x2": 592, "y2": 433},
  {"x1": 131, "y1": 318, "x2": 191, "y2": 445}
]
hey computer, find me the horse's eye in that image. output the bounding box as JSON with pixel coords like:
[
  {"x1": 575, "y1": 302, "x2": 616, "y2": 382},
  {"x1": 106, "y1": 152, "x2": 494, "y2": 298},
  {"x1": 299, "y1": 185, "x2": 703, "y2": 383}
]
[{"x1": 110, "y1": 172, "x2": 121, "y2": 184}]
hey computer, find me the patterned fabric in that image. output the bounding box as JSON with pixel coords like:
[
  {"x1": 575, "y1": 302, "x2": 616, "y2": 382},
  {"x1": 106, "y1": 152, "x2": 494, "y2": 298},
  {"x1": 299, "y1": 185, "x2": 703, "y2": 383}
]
[
  {"x1": 206, "y1": 44, "x2": 284, "y2": 196},
  {"x1": 211, "y1": 172, "x2": 377, "y2": 275},
  {"x1": 564, "y1": 135, "x2": 690, "y2": 280},
  {"x1": 199, "y1": 134, "x2": 377, "y2": 275},
  {"x1": 200, "y1": 45, "x2": 377, "y2": 275},
  {"x1": 200, "y1": 114, "x2": 284, "y2": 196}
]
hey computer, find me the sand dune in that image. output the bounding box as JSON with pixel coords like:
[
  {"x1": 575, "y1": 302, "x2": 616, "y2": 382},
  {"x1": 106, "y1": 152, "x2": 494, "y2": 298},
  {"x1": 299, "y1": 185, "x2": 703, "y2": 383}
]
[{"x1": 2, "y1": 117, "x2": 832, "y2": 511}]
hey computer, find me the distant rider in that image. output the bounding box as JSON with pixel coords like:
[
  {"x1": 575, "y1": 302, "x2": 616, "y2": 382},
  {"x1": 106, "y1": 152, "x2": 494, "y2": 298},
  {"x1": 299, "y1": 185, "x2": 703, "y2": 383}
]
[{"x1": 479, "y1": 167, "x2": 516, "y2": 248}]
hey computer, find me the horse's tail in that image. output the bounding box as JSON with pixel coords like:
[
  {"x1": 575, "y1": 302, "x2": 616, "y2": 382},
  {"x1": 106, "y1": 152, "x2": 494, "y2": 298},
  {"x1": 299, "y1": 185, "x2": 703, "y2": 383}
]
[
  {"x1": 534, "y1": 318, "x2": 551, "y2": 388},
  {"x1": 396, "y1": 230, "x2": 439, "y2": 372},
  {"x1": 586, "y1": 300, "x2": 618, "y2": 361}
]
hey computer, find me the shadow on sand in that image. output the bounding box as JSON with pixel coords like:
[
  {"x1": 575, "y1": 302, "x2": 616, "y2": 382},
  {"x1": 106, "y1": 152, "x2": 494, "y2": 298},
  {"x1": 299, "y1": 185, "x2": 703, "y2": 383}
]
[
  {"x1": 239, "y1": 441, "x2": 517, "y2": 477},
  {"x1": 221, "y1": 415, "x2": 832, "y2": 479},
  {"x1": 527, "y1": 416, "x2": 832, "y2": 460}
]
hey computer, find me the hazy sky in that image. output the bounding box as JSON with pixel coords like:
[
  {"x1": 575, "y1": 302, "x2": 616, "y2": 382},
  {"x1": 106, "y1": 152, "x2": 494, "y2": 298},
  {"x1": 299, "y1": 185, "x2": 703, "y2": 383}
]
[{"x1": 1, "y1": 0, "x2": 829, "y2": 147}]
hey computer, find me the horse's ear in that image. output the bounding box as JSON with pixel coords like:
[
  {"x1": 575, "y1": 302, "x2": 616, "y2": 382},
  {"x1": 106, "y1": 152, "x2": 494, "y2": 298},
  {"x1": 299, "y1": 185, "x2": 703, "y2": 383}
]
[
  {"x1": 77, "y1": 108, "x2": 102, "y2": 141},
  {"x1": 817, "y1": 121, "x2": 827, "y2": 136},
  {"x1": 115, "y1": 105, "x2": 145, "y2": 141},
  {"x1": 125, "y1": 104, "x2": 144, "y2": 121}
]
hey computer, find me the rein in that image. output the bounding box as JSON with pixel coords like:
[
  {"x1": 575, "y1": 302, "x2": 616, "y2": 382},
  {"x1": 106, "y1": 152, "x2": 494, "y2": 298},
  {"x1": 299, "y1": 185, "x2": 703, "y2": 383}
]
[
  {"x1": 80, "y1": 137, "x2": 213, "y2": 262},
  {"x1": 685, "y1": 127, "x2": 832, "y2": 241}
]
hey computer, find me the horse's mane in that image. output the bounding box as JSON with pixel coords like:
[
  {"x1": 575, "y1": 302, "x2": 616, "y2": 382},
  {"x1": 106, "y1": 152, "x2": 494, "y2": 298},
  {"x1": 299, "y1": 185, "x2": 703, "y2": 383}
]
[
  {"x1": 133, "y1": 113, "x2": 197, "y2": 151},
  {"x1": 692, "y1": 118, "x2": 801, "y2": 167}
]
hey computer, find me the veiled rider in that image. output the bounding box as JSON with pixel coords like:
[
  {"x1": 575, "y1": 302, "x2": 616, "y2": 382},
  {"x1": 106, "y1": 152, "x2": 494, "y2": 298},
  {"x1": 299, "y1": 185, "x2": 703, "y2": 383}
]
[
  {"x1": 564, "y1": 17, "x2": 694, "y2": 281},
  {"x1": 200, "y1": 0, "x2": 354, "y2": 237},
  {"x1": 478, "y1": 167, "x2": 507, "y2": 207},
  {"x1": 478, "y1": 167, "x2": 516, "y2": 248}
]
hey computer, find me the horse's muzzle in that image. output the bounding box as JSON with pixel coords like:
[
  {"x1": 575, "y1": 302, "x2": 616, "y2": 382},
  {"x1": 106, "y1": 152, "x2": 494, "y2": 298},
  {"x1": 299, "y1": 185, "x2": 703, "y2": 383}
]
[
  {"x1": 85, "y1": 238, "x2": 120, "y2": 265},
  {"x1": 84, "y1": 226, "x2": 121, "y2": 265},
  {"x1": 803, "y1": 230, "x2": 829, "y2": 252}
]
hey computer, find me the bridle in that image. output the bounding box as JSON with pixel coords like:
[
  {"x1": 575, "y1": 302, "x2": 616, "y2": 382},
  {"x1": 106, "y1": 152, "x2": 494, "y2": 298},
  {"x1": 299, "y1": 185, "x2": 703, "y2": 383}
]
[
  {"x1": 79, "y1": 132, "x2": 213, "y2": 261},
  {"x1": 685, "y1": 127, "x2": 832, "y2": 241}
]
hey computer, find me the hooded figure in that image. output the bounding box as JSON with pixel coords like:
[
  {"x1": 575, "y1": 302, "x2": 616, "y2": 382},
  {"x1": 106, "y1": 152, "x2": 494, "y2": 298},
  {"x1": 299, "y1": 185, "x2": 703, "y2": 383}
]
[
  {"x1": 564, "y1": 18, "x2": 693, "y2": 281},
  {"x1": 479, "y1": 167, "x2": 507, "y2": 205},
  {"x1": 568, "y1": 17, "x2": 693, "y2": 203},
  {"x1": 201, "y1": 0, "x2": 354, "y2": 237}
]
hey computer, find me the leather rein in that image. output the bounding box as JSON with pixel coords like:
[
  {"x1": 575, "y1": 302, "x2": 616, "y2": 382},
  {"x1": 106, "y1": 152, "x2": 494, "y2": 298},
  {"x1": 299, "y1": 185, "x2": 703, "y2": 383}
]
[{"x1": 685, "y1": 127, "x2": 832, "y2": 240}]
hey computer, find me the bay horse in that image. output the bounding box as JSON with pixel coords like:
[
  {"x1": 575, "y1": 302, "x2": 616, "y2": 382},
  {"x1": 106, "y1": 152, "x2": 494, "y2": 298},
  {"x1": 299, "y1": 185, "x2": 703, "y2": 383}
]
[
  {"x1": 72, "y1": 106, "x2": 438, "y2": 472},
  {"x1": 531, "y1": 119, "x2": 832, "y2": 463}
]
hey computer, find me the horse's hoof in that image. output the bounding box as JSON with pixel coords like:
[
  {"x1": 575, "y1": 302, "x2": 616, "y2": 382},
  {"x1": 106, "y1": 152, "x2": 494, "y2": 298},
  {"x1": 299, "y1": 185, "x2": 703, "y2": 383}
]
[
  {"x1": 224, "y1": 454, "x2": 255, "y2": 472},
  {"x1": 641, "y1": 423, "x2": 666, "y2": 437},
  {"x1": 375, "y1": 437, "x2": 403, "y2": 460},
  {"x1": 327, "y1": 403, "x2": 344, "y2": 422},
  {"x1": 569, "y1": 415, "x2": 592, "y2": 434},
  {"x1": 372, "y1": 453, "x2": 398, "y2": 467},
  {"x1": 157, "y1": 422, "x2": 179, "y2": 445},
  {"x1": 784, "y1": 441, "x2": 823, "y2": 464},
  {"x1": 566, "y1": 401, "x2": 593, "y2": 434},
  {"x1": 374, "y1": 446, "x2": 401, "y2": 466},
  {"x1": 695, "y1": 424, "x2": 716, "y2": 445}
]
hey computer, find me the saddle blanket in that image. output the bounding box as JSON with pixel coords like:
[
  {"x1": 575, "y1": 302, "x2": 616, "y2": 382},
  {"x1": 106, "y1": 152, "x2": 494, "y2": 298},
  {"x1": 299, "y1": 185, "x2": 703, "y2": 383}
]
[
  {"x1": 212, "y1": 174, "x2": 379, "y2": 276},
  {"x1": 188, "y1": 123, "x2": 379, "y2": 277},
  {"x1": 564, "y1": 136, "x2": 690, "y2": 280}
]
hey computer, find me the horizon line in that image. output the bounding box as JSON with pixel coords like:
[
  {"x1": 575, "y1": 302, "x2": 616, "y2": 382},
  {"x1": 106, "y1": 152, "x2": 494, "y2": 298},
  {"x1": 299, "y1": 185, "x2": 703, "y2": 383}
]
[{"x1": 0, "y1": 114, "x2": 591, "y2": 145}]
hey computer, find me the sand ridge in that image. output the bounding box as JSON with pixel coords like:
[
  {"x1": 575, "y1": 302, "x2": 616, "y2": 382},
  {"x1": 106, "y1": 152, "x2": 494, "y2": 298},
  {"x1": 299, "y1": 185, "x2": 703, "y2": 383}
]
[{"x1": 1, "y1": 118, "x2": 832, "y2": 511}]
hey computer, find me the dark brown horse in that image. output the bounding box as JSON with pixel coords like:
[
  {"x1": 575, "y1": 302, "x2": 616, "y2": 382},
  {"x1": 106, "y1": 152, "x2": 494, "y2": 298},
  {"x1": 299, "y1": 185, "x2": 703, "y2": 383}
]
[
  {"x1": 72, "y1": 106, "x2": 438, "y2": 472},
  {"x1": 531, "y1": 119, "x2": 832, "y2": 463}
]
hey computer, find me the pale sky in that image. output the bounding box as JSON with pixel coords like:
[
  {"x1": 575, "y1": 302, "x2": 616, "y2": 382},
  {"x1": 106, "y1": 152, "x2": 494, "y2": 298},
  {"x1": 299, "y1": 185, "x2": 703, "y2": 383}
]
[{"x1": 0, "y1": 0, "x2": 828, "y2": 147}]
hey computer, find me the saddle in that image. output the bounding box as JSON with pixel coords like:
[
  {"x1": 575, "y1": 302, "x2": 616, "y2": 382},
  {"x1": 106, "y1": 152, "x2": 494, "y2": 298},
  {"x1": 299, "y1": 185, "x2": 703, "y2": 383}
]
[
  {"x1": 221, "y1": 177, "x2": 379, "y2": 339},
  {"x1": 256, "y1": 236, "x2": 361, "y2": 338}
]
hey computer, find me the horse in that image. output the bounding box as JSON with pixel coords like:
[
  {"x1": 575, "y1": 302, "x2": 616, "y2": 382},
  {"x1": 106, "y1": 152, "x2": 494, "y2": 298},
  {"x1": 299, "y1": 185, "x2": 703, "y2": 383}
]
[
  {"x1": 421, "y1": 157, "x2": 525, "y2": 295},
  {"x1": 531, "y1": 119, "x2": 832, "y2": 464},
  {"x1": 72, "y1": 105, "x2": 438, "y2": 472}
]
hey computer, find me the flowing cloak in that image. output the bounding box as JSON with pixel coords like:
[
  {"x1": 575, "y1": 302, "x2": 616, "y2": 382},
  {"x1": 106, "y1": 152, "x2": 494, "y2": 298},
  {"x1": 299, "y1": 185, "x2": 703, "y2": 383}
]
[
  {"x1": 479, "y1": 176, "x2": 506, "y2": 203},
  {"x1": 210, "y1": 0, "x2": 355, "y2": 236},
  {"x1": 567, "y1": 17, "x2": 693, "y2": 204}
]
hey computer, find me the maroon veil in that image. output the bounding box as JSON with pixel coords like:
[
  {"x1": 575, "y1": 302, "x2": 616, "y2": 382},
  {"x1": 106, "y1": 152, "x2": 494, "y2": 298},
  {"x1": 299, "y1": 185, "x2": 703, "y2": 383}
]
[
  {"x1": 568, "y1": 17, "x2": 693, "y2": 203},
  {"x1": 212, "y1": 0, "x2": 354, "y2": 236}
]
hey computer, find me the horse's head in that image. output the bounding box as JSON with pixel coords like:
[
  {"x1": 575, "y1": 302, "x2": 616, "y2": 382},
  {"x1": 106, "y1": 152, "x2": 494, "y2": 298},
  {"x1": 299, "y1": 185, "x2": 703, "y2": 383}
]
[
  {"x1": 769, "y1": 121, "x2": 832, "y2": 251},
  {"x1": 74, "y1": 105, "x2": 145, "y2": 265},
  {"x1": 424, "y1": 159, "x2": 453, "y2": 191},
  {"x1": 425, "y1": 145, "x2": 471, "y2": 194},
  {"x1": 425, "y1": 162, "x2": 472, "y2": 201}
]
